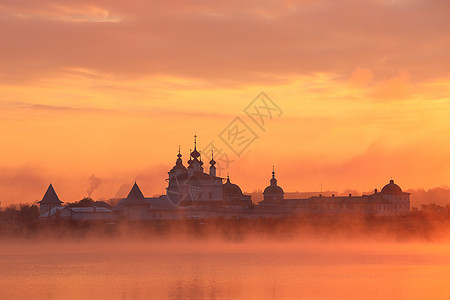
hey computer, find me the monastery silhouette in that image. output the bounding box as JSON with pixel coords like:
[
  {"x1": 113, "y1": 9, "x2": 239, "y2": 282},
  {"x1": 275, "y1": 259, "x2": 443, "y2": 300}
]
[{"x1": 38, "y1": 137, "x2": 410, "y2": 220}]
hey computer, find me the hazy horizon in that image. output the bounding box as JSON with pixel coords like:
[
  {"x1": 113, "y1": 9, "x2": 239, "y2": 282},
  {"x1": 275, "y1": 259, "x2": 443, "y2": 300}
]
[{"x1": 2, "y1": 177, "x2": 449, "y2": 209}]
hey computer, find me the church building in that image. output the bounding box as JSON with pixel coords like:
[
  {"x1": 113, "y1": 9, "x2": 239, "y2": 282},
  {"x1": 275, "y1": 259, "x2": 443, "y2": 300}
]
[{"x1": 38, "y1": 136, "x2": 411, "y2": 220}]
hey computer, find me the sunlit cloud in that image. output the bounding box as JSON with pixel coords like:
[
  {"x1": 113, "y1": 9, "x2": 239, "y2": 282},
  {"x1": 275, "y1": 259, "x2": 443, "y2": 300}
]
[{"x1": 2, "y1": 3, "x2": 125, "y2": 23}]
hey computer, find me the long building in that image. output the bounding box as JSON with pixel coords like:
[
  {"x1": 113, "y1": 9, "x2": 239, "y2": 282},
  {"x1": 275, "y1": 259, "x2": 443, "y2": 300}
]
[{"x1": 39, "y1": 137, "x2": 411, "y2": 220}]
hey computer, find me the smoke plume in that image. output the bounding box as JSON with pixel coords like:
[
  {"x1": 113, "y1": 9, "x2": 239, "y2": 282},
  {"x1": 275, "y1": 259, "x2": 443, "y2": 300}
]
[{"x1": 87, "y1": 174, "x2": 102, "y2": 198}]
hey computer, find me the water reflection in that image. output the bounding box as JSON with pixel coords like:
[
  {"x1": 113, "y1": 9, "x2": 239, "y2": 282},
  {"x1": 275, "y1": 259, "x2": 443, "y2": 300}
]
[{"x1": 1, "y1": 241, "x2": 450, "y2": 299}]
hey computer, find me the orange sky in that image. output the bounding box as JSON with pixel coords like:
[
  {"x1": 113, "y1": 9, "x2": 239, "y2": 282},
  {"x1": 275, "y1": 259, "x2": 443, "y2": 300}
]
[{"x1": 1, "y1": 0, "x2": 450, "y2": 205}]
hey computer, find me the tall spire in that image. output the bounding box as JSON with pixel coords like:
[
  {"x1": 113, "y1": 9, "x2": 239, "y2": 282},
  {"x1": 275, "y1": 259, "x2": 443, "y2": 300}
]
[
  {"x1": 209, "y1": 149, "x2": 217, "y2": 177},
  {"x1": 270, "y1": 167, "x2": 277, "y2": 186},
  {"x1": 175, "y1": 145, "x2": 184, "y2": 167},
  {"x1": 210, "y1": 150, "x2": 216, "y2": 166}
]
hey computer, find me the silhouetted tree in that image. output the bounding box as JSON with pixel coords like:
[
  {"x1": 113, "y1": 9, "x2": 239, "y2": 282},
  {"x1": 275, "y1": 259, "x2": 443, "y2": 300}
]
[
  {"x1": 18, "y1": 204, "x2": 40, "y2": 219},
  {"x1": 67, "y1": 197, "x2": 95, "y2": 207},
  {"x1": 65, "y1": 197, "x2": 113, "y2": 209},
  {"x1": 0, "y1": 203, "x2": 39, "y2": 220}
]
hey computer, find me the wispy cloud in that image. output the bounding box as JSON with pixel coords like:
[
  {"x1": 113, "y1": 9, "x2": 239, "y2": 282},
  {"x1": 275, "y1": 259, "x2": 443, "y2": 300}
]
[
  {"x1": 0, "y1": 0, "x2": 448, "y2": 85},
  {"x1": 0, "y1": 101, "x2": 113, "y2": 113}
]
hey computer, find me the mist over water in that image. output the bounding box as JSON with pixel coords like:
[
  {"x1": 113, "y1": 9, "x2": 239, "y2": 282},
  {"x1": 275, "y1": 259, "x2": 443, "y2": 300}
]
[
  {"x1": 2, "y1": 213, "x2": 450, "y2": 299},
  {"x1": 2, "y1": 225, "x2": 450, "y2": 299}
]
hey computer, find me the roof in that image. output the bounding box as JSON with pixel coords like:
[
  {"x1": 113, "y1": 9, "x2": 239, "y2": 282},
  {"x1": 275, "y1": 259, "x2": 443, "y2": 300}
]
[
  {"x1": 70, "y1": 207, "x2": 114, "y2": 213},
  {"x1": 39, "y1": 207, "x2": 65, "y2": 218},
  {"x1": 123, "y1": 182, "x2": 146, "y2": 205},
  {"x1": 39, "y1": 206, "x2": 114, "y2": 218},
  {"x1": 285, "y1": 194, "x2": 391, "y2": 204},
  {"x1": 38, "y1": 184, "x2": 63, "y2": 204},
  {"x1": 263, "y1": 171, "x2": 284, "y2": 195},
  {"x1": 263, "y1": 185, "x2": 284, "y2": 195},
  {"x1": 115, "y1": 195, "x2": 181, "y2": 211},
  {"x1": 367, "y1": 193, "x2": 391, "y2": 202},
  {"x1": 223, "y1": 177, "x2": 243, "y2": 195},
  {"x1": 93, "y1": 201, "x2": 113, "y2": 209},
  {"x1": 171, "y1": 164, "x2": 187, "y2": 172},
  {"x1": 380, "y1": 180, "x2": 403, "y2": 195}
]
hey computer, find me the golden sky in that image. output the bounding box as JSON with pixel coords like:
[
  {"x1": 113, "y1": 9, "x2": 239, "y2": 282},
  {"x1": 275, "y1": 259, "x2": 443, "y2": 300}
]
[{"x1": 1, "y1": 0, "x2": 449, "y2": 205}]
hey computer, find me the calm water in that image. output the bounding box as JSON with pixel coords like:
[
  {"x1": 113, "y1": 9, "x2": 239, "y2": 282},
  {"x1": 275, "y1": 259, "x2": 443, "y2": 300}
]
[{"x1": 1, "y1": 240, "x2": 450, "y2": 299}]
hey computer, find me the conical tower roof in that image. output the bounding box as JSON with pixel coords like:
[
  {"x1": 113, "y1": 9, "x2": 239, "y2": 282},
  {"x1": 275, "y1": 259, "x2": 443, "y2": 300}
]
[
  {"x1": 38, "y1": 184, "x2": 63, "y2": 204},
  {"x1": 124, "y1": 182, "x2": 146, "y2": 204}
]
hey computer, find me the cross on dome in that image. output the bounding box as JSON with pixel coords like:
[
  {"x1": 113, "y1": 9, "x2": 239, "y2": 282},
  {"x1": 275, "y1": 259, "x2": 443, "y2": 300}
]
[{"x1": 210, "y1": 149, "x2": 216, "y2": 166}]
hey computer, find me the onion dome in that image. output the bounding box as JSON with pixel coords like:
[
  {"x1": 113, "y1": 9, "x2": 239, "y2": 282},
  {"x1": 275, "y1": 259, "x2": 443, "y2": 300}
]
[
  {"x1": 190, "y1": 135, "x2": 201, "y2": 159},
  {"x1": 263, "y1": 167, "x2": 284, "y2": 195},
  {"x1": 187, "y1": 135, "x2": 204, "y2": 174},
  {"x1": 223, "y1": 176, "x2": 243, "y2": 195},
  {"x1": 199, "y1": 153, "x2": 204, "y2": 166},
  {"x1": 191, "y1": 148, "x2": 200, "y2": 159},
  {"x1": 187, "y1": 149, "x2": 193, "y2": 164},
  {"x1": 172, "y1": 146, "x2": 186, "y2": 170},
  {"x1": 380, "y1": 179, "x2": 403, "y2": 195},
  {"x1": 177, "y1": 146, "x2": 182, "y2": 159}
]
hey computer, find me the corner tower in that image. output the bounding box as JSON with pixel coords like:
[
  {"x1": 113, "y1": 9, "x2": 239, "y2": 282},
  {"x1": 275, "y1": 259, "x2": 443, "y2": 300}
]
[{"x1": 38, "y1": 184, "x2": 63, "y2": 215}]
